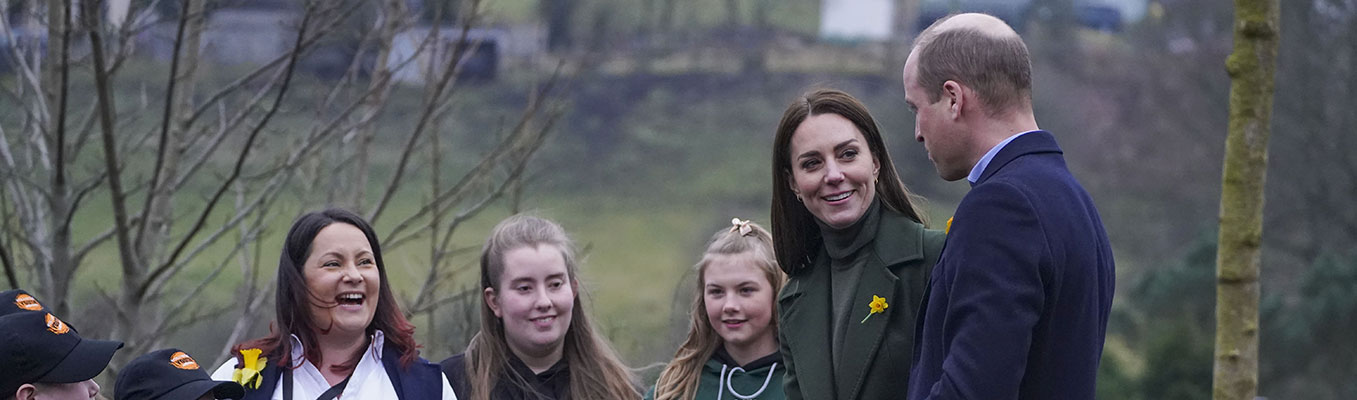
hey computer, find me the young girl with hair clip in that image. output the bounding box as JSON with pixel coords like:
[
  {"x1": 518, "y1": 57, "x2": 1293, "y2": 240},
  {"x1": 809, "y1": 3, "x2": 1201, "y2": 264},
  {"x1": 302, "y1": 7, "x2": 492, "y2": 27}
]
[
  {"x1": 440, "y1": 215, "x2": 639, "y2": 400},
  {"x1": 645, "y1": 218, "x2": 788, "y2": 400}
]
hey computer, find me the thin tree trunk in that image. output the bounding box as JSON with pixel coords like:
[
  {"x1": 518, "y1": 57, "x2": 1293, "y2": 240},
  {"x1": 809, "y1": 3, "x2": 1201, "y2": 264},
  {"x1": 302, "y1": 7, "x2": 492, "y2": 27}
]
[
  {"x1": 346, "y1": 0, "x2": 407, "y2": 213},
  {"x1": 1213, "y1": 1, "x2": 1279, "y2": 399},
  {"x1": 138, "y1": 0, "x2": 204, "y2": 271},
  {"x1": 1, "y1": 240, "x2": 17, "y2": 289},
  {"x1": 40, "y1": 0, "x2": 77, "y2": 317}
]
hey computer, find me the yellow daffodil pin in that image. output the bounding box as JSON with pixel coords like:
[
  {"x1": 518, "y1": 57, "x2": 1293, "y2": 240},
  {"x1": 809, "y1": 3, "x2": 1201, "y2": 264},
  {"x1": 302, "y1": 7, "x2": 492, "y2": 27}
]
[
  {"x1": 232, "y1": 348, "x2": 267, "y2": 389},
  {"x1": 860, "y1": 295, "x2": 889, "y2": 323},
  {"x1": 946, "y1": 217, "x2": 953, "y2": 234}
]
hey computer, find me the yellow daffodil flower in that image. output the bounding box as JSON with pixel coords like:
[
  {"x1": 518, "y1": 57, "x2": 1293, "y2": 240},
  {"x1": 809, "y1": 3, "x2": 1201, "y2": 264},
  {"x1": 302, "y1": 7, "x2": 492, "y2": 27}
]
[
  {"x1": 860, "y1": 295, "x2": 889, "y2": 323},
  {"x1": 946, "y1": 217, "x2": 953, "y2": 234},
  {"x1": 232, "y1": 348, "x2": 267, "y2": 389}
]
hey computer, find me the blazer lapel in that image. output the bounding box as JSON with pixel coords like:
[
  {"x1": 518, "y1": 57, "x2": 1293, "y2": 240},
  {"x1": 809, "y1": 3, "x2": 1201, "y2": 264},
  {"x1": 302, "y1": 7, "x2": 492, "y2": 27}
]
[
  {"x1": 835, "y1": 262, "x2": 900, "y2": 400},
  {"x1": 779, "y1": 260, "x2": 836, "y2": 400},
  {"x1": 837, "y1": 211, "x2": 926, "y2": 400}
]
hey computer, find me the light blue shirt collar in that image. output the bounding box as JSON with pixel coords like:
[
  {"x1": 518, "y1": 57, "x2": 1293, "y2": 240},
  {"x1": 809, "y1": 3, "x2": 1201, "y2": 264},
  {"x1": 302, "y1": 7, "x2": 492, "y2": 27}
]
[{"x1": 967, "y1": 130, "x2": 1039, "y2": 184}]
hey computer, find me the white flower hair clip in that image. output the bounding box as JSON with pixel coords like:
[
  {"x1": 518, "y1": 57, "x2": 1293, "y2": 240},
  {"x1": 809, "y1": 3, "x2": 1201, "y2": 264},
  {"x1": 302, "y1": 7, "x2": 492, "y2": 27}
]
[{"x1": 730, "y1": 218, "x2": 754, "y2": 236}]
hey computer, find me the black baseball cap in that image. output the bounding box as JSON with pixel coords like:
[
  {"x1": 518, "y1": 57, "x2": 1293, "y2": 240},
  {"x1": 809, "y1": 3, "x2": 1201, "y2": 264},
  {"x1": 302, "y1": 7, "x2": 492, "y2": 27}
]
[
  {"x1": 0, "y1": 311, "x2": 123, "y2": 396},
  {"x1": 115, "y1": 348, "x2": 245, "y2": 400},
  {"x1": 1, "y1": 289, "x2": 50, "y2": 316}
]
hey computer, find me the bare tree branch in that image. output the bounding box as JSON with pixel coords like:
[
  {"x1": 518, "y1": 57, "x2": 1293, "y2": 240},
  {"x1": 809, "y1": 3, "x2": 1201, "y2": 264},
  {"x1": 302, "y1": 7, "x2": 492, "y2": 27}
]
[
  {"x1": 85, "y1": 0, "x2": 141, "y2": 291},
  {"x1": 368, "y1": 0, "x2": 485, "y2": 224},
  {"x1": 141, "y1": 5, "x2": 318, "y2": 299},
  {"x1": 383, "y1": 67, "x2": 564, "y2": 246},
  {"x1": 132, "y1": 0, "x2": 193, "y2": 254},
  {"x1": 151, "y1": 212, "x2": 267, "y2": 340},
  {"x1": 180, "y1": 2, "x2": 363, "y2": 133},
  {"x1": 1, "y1": 239, "x2": 16, "y2": 289}
]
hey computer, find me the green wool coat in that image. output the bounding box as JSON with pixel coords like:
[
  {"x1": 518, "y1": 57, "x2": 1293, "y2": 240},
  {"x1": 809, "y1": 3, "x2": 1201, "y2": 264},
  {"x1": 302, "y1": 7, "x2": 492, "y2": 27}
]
[{"x1": 777, "y1": 209, "x2": 945, "y2": 400}]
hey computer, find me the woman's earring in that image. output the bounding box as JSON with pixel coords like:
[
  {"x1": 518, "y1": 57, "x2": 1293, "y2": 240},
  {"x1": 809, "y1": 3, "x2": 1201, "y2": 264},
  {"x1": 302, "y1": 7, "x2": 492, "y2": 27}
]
[{"x1": 796, "y1": 195, "x2": 804, "y2": 203}]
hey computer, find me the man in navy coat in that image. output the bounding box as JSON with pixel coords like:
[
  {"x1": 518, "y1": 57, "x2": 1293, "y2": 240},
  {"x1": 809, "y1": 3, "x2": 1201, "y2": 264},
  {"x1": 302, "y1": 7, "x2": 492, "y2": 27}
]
[{"x1": 901, "y1": 13, "x2": 1115, "y2": 400}]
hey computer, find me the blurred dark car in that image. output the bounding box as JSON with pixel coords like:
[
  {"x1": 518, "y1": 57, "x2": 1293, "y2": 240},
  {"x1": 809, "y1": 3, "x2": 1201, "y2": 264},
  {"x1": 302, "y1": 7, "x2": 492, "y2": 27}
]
[
  {"x1": 454, "y1": 35, "x2": 498, "y2": 82},
  {"x1": 0, "y1": 27, "x2": 46, "y2": 74},
  {"x1": 917, "y1": 0, "x2": 1126, "y2": 33}
]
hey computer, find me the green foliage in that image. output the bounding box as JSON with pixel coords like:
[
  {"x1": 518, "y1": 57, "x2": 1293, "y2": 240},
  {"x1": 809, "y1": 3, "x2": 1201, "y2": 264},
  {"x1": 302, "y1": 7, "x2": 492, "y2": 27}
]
[
  {"x1": 1114, "y1": 231, "x2": 1216, "y2": 400},
  {"x1": 1260, "y1": 252, "x2": 1357, "y2": 398},
  {"x1": 1096, "y1": 342, "x2": 1141, "y2": 400},
  {"x1": 1130, "y1": 231, "x2": 1218, "y2": 329},
  {"x1": 1110, "y1": 227, "x2": 1357, "y2": 399},
  {"x1": 1141, "y1": 321, "x2": 1213, "y2": 400}
]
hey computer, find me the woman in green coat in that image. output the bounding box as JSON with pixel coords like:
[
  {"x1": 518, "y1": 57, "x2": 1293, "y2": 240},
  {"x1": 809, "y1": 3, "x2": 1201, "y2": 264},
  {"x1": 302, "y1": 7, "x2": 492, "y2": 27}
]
[
  {"x1": 770, "y1": 89, "x2": 946, "y2": 400},
  {"x1": 646, "y1": 219, "x2": 788, "y2": 400}
]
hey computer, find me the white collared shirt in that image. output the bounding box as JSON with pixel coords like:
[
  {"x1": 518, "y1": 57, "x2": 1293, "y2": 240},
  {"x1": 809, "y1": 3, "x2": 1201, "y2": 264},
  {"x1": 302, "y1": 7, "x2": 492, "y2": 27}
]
[
  {"x1": 211, "y1": 330, "x2": 458, "y2": 400},
  {"x1": 967, "y1": 130, "x2": 1039, "y2": 184}
]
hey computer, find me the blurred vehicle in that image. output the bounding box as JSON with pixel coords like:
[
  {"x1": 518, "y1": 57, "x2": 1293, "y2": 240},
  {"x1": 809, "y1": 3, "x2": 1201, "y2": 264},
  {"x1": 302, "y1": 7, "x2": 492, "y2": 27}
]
[
  {"x1": 389, "y1": 26, "x2": 499, "y2": 85},
  {"x1": 917, "y1": 0, "x2": 1130, "y2": 32},
  {"x1": 0, "y1": 26, "x2": 46, "y2": 74}
]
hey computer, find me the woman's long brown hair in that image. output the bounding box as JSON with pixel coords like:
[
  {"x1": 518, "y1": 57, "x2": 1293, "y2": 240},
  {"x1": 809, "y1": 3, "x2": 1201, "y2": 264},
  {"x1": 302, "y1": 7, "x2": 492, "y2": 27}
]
[
  {"x1": 463, "y1": 215, "x2": 639, "y2": 400},
  {"x1": 770, "y1": 88, "x2": 929, "y2": 275}
]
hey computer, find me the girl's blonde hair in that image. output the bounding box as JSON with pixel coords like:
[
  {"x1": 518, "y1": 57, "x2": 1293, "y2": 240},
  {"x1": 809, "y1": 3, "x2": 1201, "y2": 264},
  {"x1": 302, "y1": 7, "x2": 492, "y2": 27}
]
[
  {"x1": 464, "y1": 215, "x2": 639, "y2": 400},
  {"x1": 651, "y1": 219, "x2": 787, "y2": 400}
]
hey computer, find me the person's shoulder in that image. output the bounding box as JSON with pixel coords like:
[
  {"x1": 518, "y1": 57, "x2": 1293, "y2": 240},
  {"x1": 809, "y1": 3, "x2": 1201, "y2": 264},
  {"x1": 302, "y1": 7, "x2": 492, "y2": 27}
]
[
  {"x1": 960, "y1": 179, "x2": 1035, "y2": 212},
  {"x1": 922, "y1": 227, "x2": 946, "y2": 253},
  {"x1": 439, "y1": 352, "x2": 472, "y2": 383},
  {"x1": 437, "y1": 352, "x2": 471, "y2": 399}
]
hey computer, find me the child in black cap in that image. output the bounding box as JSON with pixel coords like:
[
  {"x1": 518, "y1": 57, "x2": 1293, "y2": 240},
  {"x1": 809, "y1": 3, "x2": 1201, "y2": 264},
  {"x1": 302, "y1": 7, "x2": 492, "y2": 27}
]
[
  {"x1": 116, "y1": 348, "x2": 245, "y2": 400},
  {"x1": 0, "y1": 311, "x2": 123, "y2": 400}
]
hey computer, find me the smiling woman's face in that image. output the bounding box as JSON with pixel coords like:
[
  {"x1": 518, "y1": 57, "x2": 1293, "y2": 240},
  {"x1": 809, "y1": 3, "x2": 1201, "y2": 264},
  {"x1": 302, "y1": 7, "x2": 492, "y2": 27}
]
[
  {"x1": 487, "y1": 245, "x2": 576, "y2": 361},
  {"x1": 788, "y1": 112, "x2": 880, "y2": 229},
  {"x1": 303, "y1": 223, "x2": 380, "y2": 336}
]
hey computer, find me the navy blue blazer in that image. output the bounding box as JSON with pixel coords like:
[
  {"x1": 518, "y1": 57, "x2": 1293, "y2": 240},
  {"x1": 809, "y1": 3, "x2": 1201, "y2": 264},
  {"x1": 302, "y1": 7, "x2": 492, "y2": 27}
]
[{"x1": 906, "y1": 131, "x2": 1115, "y2": 400}]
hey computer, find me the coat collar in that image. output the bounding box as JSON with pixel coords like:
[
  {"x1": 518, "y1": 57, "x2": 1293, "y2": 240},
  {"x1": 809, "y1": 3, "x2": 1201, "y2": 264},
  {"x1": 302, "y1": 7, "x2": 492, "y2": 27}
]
[
  {"x1": 872, "y1": 208, "x2": 927, "y2": 268},
  {"x1": 777, "y1": 207, "x2": 928, "y2": 400},
  {"x1": 975, "y1": 130, "x2": 1063, "y2": 185}
]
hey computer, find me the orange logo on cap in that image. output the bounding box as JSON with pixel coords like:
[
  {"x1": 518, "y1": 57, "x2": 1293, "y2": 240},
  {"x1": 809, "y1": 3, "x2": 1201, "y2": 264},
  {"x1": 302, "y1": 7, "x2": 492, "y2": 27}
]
[
  {"x1": 169, "y1": 351, "x2": 200, "y2": 370},
  {"x1": 45, "y1": 313, "x2": 70, "y2": 334},
  {"x1": 14, "y1": 294, "x2": 42, "y2": 311}
]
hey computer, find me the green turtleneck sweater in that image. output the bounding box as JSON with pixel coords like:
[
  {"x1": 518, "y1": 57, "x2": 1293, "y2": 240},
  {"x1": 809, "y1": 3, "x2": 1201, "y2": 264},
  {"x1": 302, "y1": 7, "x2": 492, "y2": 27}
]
[{"x1": 816, "y1": 198, "x2": 883, "y2": 374}]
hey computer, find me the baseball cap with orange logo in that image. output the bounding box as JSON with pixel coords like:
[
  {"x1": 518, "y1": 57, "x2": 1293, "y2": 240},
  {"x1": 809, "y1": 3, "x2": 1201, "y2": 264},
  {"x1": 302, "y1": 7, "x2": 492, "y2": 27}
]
[
  {"x1": 0, "y1": 311, "x2": 123, "y2": 396},
  {"x1": 1, "y1": 289, "x2": 50, "y2": 316},
  {"x1": 115, "y1": 348, "x2": 245, "y2": 400}
]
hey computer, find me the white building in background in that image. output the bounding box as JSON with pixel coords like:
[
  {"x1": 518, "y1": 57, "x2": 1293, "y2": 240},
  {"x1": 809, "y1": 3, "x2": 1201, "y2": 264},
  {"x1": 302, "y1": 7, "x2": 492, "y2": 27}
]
[{"x1": 820, "y1": 0, "x2": 896, "y2": 42}]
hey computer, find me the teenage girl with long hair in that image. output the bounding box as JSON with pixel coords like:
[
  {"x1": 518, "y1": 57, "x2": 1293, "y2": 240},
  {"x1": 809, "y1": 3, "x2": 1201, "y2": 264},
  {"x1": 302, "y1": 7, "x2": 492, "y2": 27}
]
[{"x1": 440, "y1": 215, "x2": 639, "y2": 400}]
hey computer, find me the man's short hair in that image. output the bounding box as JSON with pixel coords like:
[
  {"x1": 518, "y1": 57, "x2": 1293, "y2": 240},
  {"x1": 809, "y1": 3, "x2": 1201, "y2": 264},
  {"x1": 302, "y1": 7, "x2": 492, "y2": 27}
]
[{"x1": 912, "y1": 16, "x2": 1033, "y2": 116}]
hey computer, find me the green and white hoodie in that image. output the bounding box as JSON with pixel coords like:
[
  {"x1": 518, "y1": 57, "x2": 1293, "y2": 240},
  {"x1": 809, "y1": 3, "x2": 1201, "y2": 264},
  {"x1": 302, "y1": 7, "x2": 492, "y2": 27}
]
[{"x1": 646, "y1": 347, "x2": 785, "y2": 400}]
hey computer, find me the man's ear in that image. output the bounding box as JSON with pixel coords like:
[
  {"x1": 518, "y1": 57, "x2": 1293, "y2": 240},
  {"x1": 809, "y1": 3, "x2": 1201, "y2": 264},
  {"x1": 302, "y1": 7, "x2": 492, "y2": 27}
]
[
  {"x1": 943, "y1": 80, "x2": 965, "y2": 119},
  {"x1": 484, "y1": 287, "x2": 502, "y2": 318},
  {"x1": 14, "y1": 384, "x2": 37, "y2": 400}
]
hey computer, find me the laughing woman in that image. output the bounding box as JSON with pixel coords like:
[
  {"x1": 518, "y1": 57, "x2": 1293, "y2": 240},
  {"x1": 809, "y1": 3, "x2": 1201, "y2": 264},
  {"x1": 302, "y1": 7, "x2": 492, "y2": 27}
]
[
  {"x1": 211, "y1": 209, "x2": 457, "y2": 400},
  {"x1": 644, "y1": 219, "x2": 788, "y2": 400},
  {"x1": 440, "y1": 215, "x2": 639, "y2": 400},
  {"x1": 771, "y1": 89, "x2": 945, "y2": 400}
]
